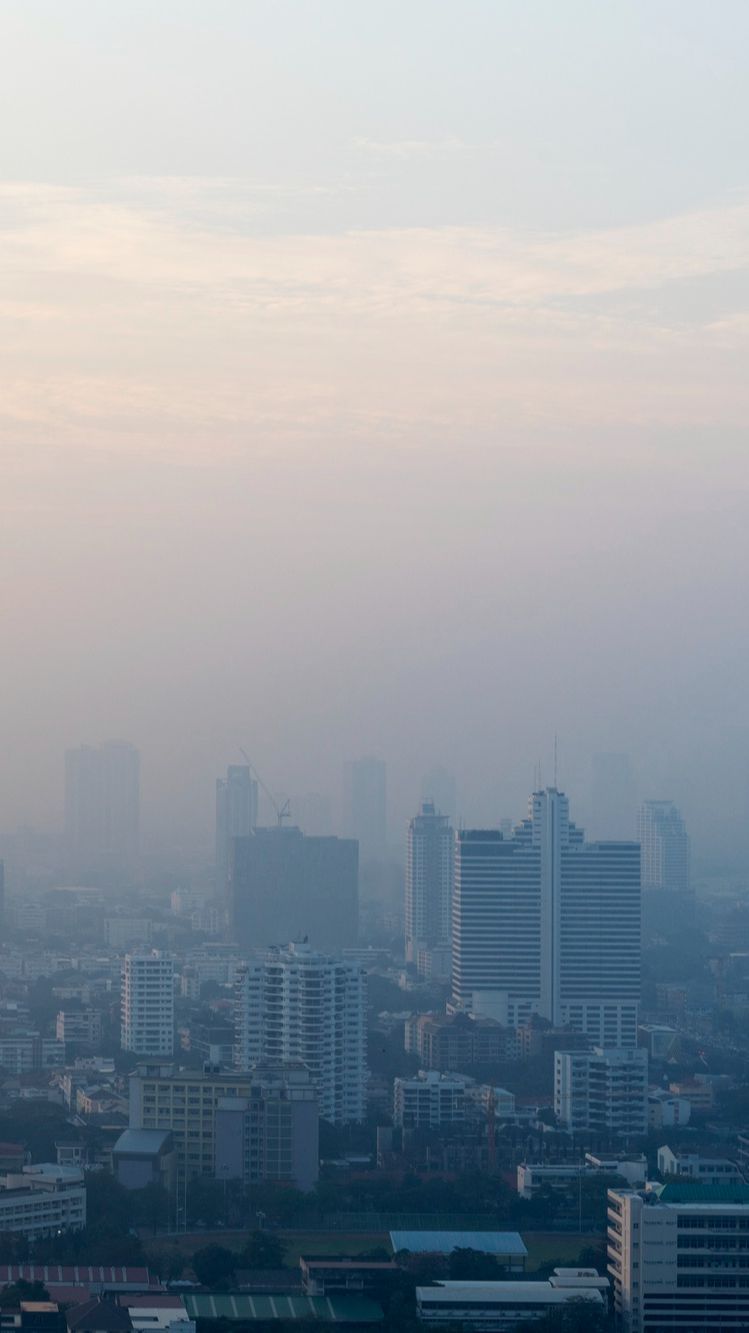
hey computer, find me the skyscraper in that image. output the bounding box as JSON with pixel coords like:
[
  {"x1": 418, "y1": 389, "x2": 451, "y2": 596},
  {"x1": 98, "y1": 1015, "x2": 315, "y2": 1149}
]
[
  {"x1": 637, "y1": 799, "x2": 690, "y2": 893},
  {"x1": 405, "y1": 802, "x2": 453, "y2": 969},
  {"x1": 121, "y1": 951, "x2": 174, "y2": 1056},
  {"x1": 343, "y1": 757, "x2": 387, "y2": 861},
  {"x1": 452, "y1": 788, "x2": 641, "y2": 1046},
  {"x1": 64, "y1": 741, "x2": 140, "y2": 879},
  {"x1": 234, "y1": 942, "x2": 367, "y2": 1124},
  {"x1": 230, "y1": 825, "x2": 358, "y2": 952},
  {"x1": 216, "y1": 764, "x2": 258, "y2": 893},
  {"x1": 591, "y1": 752, "x2": 636, "y2": 840}
]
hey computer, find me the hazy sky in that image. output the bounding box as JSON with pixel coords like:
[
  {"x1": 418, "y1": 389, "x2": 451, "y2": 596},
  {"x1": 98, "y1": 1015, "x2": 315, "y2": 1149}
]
[{"x1": 2, "y1": 1, "x2": 748, "y2": 856}]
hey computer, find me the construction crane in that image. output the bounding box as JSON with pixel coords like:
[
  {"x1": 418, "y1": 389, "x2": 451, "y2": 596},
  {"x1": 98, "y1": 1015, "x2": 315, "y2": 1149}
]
[{"x1": 239, "y1": 747, "x2": 291, "y2": 827}]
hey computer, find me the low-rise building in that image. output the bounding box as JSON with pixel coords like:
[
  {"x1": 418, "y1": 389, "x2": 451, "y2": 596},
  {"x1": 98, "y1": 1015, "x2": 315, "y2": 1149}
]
[
  {"x1": 113, "y1": 1129, "x2": 177, "y2": 1194},
  {"x1": 657, "y1": 1145, "x2": 743, "y2": 1185},
  {"x1": 667, "y1": 1079, "x2": 714, "y2": 1114},
  {"x1": 0, "y1": 1165, "x2": 86, "y2": 1239},
  {"x1": 517, "y1": 1154, "x2": 647, "y2": 1200},
  {"x1": 404, "y1": 1013, "x2": 515, "y2": 1071},
  {"x1": 56, "y1": 1010, "x2": 103, "y2": 1048},
  {"x1": 416, "y1": 1272, "x2": 606, "y2": 1328},
  {"x1": 647, "y1": 1089, "x2": 691, "y2": 1129},
  {"x1": 0, "y1": 1034, "x2": 65, "y2": 1074},
  {"x1": 393, "y1": 1071, "x2": 466, "y2": 1129}
]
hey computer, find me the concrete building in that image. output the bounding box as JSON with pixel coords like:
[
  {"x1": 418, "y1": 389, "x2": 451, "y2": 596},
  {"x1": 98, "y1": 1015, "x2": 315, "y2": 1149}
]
[
  {"x1": 0, "y1": 1165, "x2": 86, "y2": 1239},
  {"x1": 230, "y1": 827, "x2": 358, "y2": 953},
  {"x1": 452, "y1": 789, "x2": 641, "y2": 1046},
  {"x1": 112, "y1": 1128, "x2": 177, "y2": 1194},
  {"x1": 216, "y1": 764, "x2": 258, "y2": 898},
  {"x1": 404, "y1": 1012, "x2": 515, "y2": 1071},
  {"x1": 405, "y1": 803, "x2": 453, "y2": 972},
  {"x1": 64, "y1": 741, "x2": 139, "y2": 880},
  {"x1": 234, "y1": 943, "x2": 367, "y2": 1125},
  {"x1": 637, "y1": 799, "x2": 690, "y2": 894},
  {"x1": 121, "y1": 952, "x2": 174, "y2": 1057},
  {"x1": 608, "y1": 1183, "x2": 749, "y2": 1332},
  {"x1": 343, "y1": 757, "x2": 387, "y2": 862},
  {"x1": 214, "y1": 1062, "x2": 318, "y2": 1191},
  {"x1": 517, "y1": 1155, "x2": 647, "y2": 1200},
  {"x1": 393, "y1": 1071, "x2": 466, "y2": 1129},
  {"x1": 129, "y1": 1065, "x2": 258, "y2": 1179},
  {"x1": 657, "y1": 1146, "x2": 743, "y2": 1185},
  {"x1": 555, "y1": 1047, "x2": 648, "y2": 1136},
  {"x1": 416, "y1": 1273, "x2": 606, "y2": 1328},
  {"x1": 0, "y1": 1034, "x2": 64, "y2": 1074},
  {"x1": 56, "y1": 1009, "x2": 103, "y2": 1049}
]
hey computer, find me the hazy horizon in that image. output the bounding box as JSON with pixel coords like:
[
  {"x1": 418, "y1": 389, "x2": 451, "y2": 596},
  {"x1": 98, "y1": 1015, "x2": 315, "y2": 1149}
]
[{"x1": 2, "y1": 1, "x2": 748, "y2": 865}]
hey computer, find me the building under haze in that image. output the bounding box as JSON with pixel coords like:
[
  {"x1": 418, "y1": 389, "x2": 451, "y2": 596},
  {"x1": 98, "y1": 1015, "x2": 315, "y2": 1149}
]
[
  {"x1": 215, "y1": 764, "x2": 258, "y2": 896},
  {"x1": 420, "y1": 767, "x2": 457, "y2": 822},
  {"x1": 230, "y1": 825, "x2": 358, "y2": 952},
  {"x1": 234, "y1": 942, "x2": 367, "y2": 1124},
  {"x1": 405, "y1": 801, "x2": 453, "y2": 975},
  {"x1": 452, "y1": 788, "x2": 641, "y2": 1046},
  {"x1": 121, "y1": 951, "x2": 174, "y2": 1057},
  {"x1": 343, "y1": 756, "x2": 387, "y2": 862},
  {"x1": 637, "y1": 799, "x2": 690, "y2": 894},
  {"x1": 591, "y1": 752, "x2": 636, "y2": 841},
  {"x1": 64, "y1": 741, "x2": 140, "y2": 881}
]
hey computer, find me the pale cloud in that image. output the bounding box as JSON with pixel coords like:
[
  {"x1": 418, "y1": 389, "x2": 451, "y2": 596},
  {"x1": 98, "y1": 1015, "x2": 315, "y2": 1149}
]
[{"x1": 0, "y1": 181, "x2": 747, "y2": 452}]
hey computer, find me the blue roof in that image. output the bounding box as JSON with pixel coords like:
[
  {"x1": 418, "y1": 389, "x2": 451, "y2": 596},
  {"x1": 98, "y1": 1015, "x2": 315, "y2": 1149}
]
[{"x1": 389, "y1": 1231, "x2": 527, "y2": 1257}]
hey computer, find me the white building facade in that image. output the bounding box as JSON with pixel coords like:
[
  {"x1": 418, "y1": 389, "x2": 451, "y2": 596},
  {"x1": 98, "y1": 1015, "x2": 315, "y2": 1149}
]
[
  {"x1": 0, "y1": 1164, "x2": 86, "y2": 1239},
  {"x1": 555, "y1": 1046, "x2": 648, "y2": 1136},
  {"x1": 452, "y1": 789, "x2": 641, "y2": 1045},
  {"x1": 393, "y1": 1070, "x2": 466, "y2": 1129},
  {"x1": 121, "y1": 951, "x2": 175, "y2": 1056},
  {"x1": 234, "y1": 943, "x2": 367, "y2": 1124},
  {"x1": 637, "y1": 800, "x2": 690, "y2": 894}
]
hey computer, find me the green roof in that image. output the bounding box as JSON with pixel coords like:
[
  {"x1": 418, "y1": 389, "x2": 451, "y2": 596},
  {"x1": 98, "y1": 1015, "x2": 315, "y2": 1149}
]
[
  {"x1": 659, "y1": 1183, "x2": 749, "y2": 1204},
  {"x1": 183, "y1": 1294, "x2": 383, "y2": 1323}
]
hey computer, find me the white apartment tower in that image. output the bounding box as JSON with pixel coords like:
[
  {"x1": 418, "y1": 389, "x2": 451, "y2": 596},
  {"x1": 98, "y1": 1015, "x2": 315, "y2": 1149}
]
[
  {"x1": 234, "y1": 943, "x2": 367, "y2": 1124},
  {"x1": 452, "y1": 788, "x2": 641, "y2": 1045},
  {"x1": 555, "y1": 1047, "x2": 649, "y2": 1136},
  {"x1": 121, "y1": 951, "x2": 175, "y2": 1056},
  {"x1": 405, "y1": 802, "x2": 453, "y2": 967},
  {"x1": 637, "y1": 800, "x2": 690, "y2": 894}
]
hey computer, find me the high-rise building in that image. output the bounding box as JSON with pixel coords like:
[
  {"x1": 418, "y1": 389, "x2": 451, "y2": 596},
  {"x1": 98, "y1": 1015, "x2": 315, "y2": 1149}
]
[
  {"x1": 216, "y1": 765, "x2": 258, "y2": 895},
  {"x1": 420, "y1": 767, "x2": 457, "y2": 822},
  {"x1": 121, "y1": 951, "x2": 174, "y2": 1057},
  {"x1": 608, "y1": 1182, "x2": 749, "y2": 1332},
  {"x1": 230, "y1": 826, "x2": 358, "y2": 953},
  {"x1": 555, "y1": 1047, "x2": 649, "y2": 1136},
  {"x1": 637, "y1": 799, "x2": 690, "y2": 894},
  {"x1": 452, "y1": 788, "x2": 641, "y2": 1045},
  {"x1": 591, "y1": 752, "x2": 636, "y2": 840},
  {"x1": 64, "y1": 741, "x2": 140, "y2": 879},
  {"x1": 405, "y1": 802, "x2": 453, "y2": 969},
  {"x1": 214, "y1": 1062, "x2": 319, "y2": 1191},
  {"x1": 343, "y1": 757, "x2": 387, "y2": 861},
  {"x1": 234, "y1": 942, "x2": 367, "y2": 1124}
]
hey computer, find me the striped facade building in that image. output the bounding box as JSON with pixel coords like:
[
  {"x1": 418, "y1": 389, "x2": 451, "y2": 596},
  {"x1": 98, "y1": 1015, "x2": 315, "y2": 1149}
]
[{"x1": 452, "y1": 788, "x2": 640, "y2": 1045}]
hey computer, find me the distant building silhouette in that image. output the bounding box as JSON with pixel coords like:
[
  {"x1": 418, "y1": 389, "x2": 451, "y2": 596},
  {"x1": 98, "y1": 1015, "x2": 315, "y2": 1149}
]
[
  {"x1": 216, "y1": 764, "x2": 258, "y2": 895},
  {"x1": 343, "y1": 757, "x2": 387, "y2": 861},
  {"x1": 230, "y1": 825, "x2": 358, "y2": 952},
  {"x1": 420, "y1": 766, "x2": 457, "y2": 821},
  {"x1": 64, "y1": 741, "x2": 139, "y2": 881},
  {"x1": 637, "y1": 799, "x2": 690, "y2": 893},
  {"x1": 405, "y1": 802, "x2": 453, "y2": 973}
]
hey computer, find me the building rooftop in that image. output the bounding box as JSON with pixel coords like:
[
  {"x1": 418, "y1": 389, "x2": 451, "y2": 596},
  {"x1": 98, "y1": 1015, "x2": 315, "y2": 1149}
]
[
  {"x1": 390, "y1": 1231, "x2": 527, "y2": 1256},
  {"x1": 183, "y1": 1294, "x2": 383, "y2": 1323},
  {"x1": 416, "y1": 1282, "x2": 602, "y2": 1307},
  {"x1": 113, "y1": 1129, "x2": 173, "y2": 1156}
]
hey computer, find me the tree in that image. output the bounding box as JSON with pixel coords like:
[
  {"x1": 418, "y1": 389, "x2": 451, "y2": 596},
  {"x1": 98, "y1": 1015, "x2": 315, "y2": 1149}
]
[
  {"x1": 132, "y1": 1182, "x2": 171, "y2": 1234},
  {"x1": 448, "y1": 1248, "x2": 502, "y2": 1280},
  {"x1": 0, "y1": 1281, "x2": 50, "y2": 1308},
  {"x1": 192, "y1": 1245, "x2": 236, "y2": 1289},
  {"x1": 241, "y1": 1230, "x2": 286, "y2": 1270}
]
